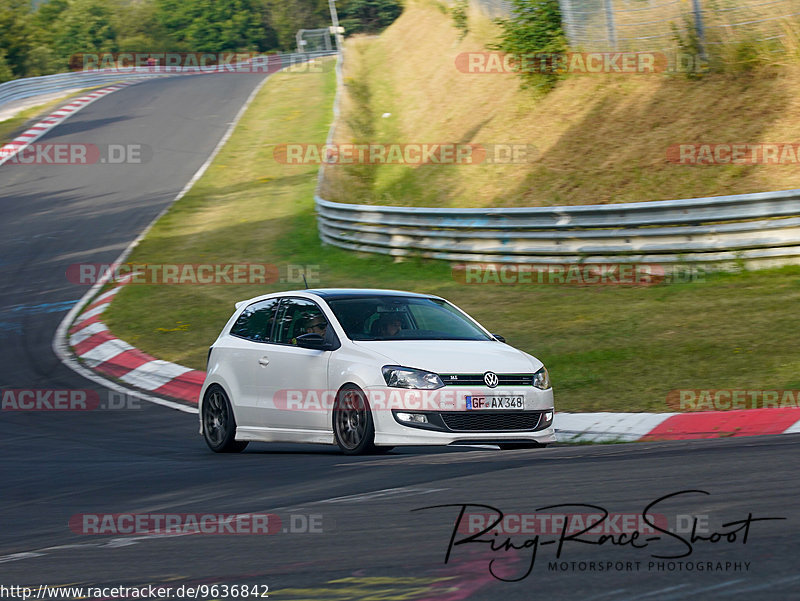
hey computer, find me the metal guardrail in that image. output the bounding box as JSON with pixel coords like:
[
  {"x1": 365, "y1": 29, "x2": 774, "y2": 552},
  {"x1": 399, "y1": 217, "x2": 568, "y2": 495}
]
[
  {"x1": 312, "y1": 38, "x2": 799, "y2": 267},
  {"x1": 315, "y1": 191, "x2": 800, "y2": 265},
  {"x1": 0, "y1": 51, "x2": 336, "y2": 110},
  {"x1": 0, "y1": 70, "x2": 162, "y2": 108}
]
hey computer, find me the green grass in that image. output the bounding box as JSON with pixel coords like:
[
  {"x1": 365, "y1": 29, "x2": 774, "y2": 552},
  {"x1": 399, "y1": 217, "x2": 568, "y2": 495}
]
[
  {"x1": 104, "y1": 59, "x2": 800, "y2": 413},
  {"x1": 0, "y1": 101, "x2": 58, "y2": 144}
]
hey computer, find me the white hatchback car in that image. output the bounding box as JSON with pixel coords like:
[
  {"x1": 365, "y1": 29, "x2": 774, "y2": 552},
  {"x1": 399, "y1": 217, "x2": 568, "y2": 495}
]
[{"x1": 199, "y1": 289, "x2": 555, "y2": 454}]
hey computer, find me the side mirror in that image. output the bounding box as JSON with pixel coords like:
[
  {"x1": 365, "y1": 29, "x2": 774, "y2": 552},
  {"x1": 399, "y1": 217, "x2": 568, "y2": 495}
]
[
  {"x1": 492, "y1": 334, "x2": 506, "y2": 343},
  {"x1": 296, "y1": 333, "x2": 334, "y2": 351}
]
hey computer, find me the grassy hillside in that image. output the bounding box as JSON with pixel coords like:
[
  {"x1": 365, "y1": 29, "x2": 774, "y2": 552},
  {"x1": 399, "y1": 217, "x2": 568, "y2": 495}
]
[{"x1": 321, "y1": 0, "x2": 800, "y2": 207}]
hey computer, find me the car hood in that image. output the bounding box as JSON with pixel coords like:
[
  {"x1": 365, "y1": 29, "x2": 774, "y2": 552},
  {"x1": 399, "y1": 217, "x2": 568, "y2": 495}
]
[{"x1": 351, "y1": 340, "x2": 542, "y2": 374}]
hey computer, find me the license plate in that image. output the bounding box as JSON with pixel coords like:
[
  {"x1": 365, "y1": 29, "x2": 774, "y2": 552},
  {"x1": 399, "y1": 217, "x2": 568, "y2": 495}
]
[{"x1": 466, "y1": 396, "x2": 524, "y2": 410}]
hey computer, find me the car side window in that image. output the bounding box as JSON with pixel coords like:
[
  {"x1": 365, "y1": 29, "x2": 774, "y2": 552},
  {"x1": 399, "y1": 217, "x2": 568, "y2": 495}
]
[
  {"x1": 229, "y1": 298, "x2": 279, "y2": 342},
  {"x1": 273, "y1": 298, "x2": 328, "y2": 345}
]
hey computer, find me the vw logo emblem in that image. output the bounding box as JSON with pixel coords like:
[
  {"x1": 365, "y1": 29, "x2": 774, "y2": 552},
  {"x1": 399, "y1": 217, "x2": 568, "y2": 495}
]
[{"x1": 483, "y1": 371, "x2": 499, "y2": 388}]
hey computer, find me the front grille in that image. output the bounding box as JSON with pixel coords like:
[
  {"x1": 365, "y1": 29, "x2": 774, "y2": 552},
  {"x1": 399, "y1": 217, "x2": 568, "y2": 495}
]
[
  {"x1": 440, "y1": 412, "x2": 541, "y2": 432},
  {"x1": 440, "y1": 373, "x2": 534, "y2": 386}
]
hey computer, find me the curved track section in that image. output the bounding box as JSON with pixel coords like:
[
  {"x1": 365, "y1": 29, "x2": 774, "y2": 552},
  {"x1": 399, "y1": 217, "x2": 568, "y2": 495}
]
[{"x1": 1, "y1": 74, "x2": 798, "y2": 600}]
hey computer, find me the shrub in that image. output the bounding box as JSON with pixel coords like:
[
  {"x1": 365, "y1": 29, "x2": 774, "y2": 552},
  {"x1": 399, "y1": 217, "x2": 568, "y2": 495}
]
[
  {"x1": 489, "y1": 0, "x2": 567, "y2": 92},
  {"x1": 451, "y1": 0, "x2": 468, "y2": 41}
]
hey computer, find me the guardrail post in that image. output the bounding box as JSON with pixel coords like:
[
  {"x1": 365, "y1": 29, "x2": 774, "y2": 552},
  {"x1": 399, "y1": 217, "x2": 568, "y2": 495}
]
[
  {"x1": 691, "y1": 0, "x2": 707, "y2": 60},
  {"x1": 604, "y1": 0, "x2": 617, "y2": 50}
]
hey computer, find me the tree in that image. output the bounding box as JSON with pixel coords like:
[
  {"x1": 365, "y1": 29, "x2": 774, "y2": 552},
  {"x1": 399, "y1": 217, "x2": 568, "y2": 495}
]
[
  {"x1": 155, "y1": 0, "x2": 267, "y2": 52},
  {"x1": 24, "y1": 45, "x2": 64, "y2": 76},
  {"x1": 0, "y1": 0, "x2": 34, "y2": 78},
  {"x1": 0, "y1": 0, "x2": 337, "y2": 80},
  {"x1": 112, "y1": 0, "x2": 167, "y2": 53},
  {"x1": 490, "y1": 0, "x2": 567, "y2": 91},
  {"x1": 258, "y1": 0, "x2": 329, "y2": 51},
  {"x1": 30, "y1": 0, "x2": 69, "y2": 48},
  {"x1": 338, "y1": 0, "x2": 402, "y2": 36},
  {"x1": 53, "y1": 0, "x2": 118, "y2": 59},
  {"x1": 0, "y1": 50, "x2": 14, "y2": 83}
]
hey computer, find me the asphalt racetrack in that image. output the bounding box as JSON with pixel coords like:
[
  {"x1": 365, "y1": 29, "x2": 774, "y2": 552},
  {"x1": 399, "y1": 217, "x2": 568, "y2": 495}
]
[{"x1": 1, "y1": 72, "x2": 798, "y2": 600}]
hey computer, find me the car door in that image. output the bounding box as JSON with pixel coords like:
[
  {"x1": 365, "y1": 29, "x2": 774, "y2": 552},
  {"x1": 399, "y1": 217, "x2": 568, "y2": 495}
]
[
  {"x1": 222, "y1": 297, "x2": 280, "y2": 426},
  {"x1": 258, "y1": 297, "x2": 333, "y2": 431}
]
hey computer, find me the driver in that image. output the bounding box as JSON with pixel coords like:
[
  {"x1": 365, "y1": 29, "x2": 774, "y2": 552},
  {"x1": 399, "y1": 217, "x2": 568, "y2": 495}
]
[
  {"x1": 305, "y1": 315, "x2": 327, "y2": 335},
  {"x1": 376, "y1": 315, "x2": 402, "y2": 337},
  {"x1": 291, "y1": 314, "x2": 328, "y2": 346}
]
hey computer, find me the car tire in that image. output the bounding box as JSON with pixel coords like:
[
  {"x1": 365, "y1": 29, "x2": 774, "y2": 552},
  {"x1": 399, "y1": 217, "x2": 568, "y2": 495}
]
[
  {"x1": 498, "y1": 442, "x2": 548, "y2": 450},
  {"x1": 202, "y1": 385, "x2": 248, "y2": 453},
  {"x1": 333, "y1": 384, "x2": 376, "y2": 455}
]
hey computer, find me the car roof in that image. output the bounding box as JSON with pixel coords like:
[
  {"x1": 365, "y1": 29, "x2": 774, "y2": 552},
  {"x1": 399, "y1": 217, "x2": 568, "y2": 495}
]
[
  {"x1": 306, "y1": 288, "x2": 439, "y2": 300},
  {"x1": 235, "y1": 288, "x2": 441, "y2": 309}
]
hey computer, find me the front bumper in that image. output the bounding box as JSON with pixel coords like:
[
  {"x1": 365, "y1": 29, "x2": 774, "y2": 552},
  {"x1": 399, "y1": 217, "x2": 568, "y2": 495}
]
[
  {"x1": 367, "y1": 384, "x2": 555, "y2": 446},
  {"x1": 390, "y1": 409, "x2": 552, "y2": 432},
  {"x1": 372, "y1": 422, "x2": 556, "y2": 446}
]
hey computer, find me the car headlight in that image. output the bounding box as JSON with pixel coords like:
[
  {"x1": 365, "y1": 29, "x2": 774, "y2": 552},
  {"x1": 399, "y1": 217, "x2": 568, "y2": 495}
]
[
  {"x1": 382, "y1": 366, "x2": 444, "y2": 390},
  {"x1": 533, "y1": 366, "x2": 550, "y2": 390}
]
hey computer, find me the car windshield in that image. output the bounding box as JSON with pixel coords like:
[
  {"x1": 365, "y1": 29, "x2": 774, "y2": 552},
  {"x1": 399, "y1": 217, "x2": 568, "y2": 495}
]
[{"x1": 326, "y1": 296, "x2": 492, "y2": 341}]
